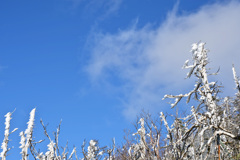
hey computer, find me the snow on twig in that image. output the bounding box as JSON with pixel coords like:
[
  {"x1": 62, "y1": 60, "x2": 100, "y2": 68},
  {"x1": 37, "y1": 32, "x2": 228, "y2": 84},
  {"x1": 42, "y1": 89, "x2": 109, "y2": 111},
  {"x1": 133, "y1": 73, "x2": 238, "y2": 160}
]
[{"x1": 0, "y1": 111, "x2": 18, "y2": 160}]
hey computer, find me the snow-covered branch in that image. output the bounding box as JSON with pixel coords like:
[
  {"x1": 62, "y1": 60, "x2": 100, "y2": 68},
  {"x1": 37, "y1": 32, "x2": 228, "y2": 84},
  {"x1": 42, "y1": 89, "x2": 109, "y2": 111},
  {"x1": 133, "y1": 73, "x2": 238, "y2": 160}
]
[
  {"x1": 0, "y1": 111, "x2": 18, "y2": 160},
  {"x1": 232, "y1": 64, "x2": 240, "y2": 93}
]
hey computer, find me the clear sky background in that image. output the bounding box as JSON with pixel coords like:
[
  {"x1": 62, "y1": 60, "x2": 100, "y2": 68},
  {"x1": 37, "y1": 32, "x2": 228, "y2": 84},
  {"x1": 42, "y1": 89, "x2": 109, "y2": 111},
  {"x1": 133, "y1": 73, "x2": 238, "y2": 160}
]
[{"x1": 1, "y1": 0, "x2": 240, "y2": 158}]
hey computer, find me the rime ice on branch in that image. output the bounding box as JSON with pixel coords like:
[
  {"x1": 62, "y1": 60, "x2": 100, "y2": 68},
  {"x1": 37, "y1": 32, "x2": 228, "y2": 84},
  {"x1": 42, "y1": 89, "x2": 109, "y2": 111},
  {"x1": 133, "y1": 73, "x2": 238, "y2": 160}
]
[
  {"x1": 0, "y1": 111, "x2": 18, "y2": 160},
  {"x1": 20, "y1": 108, "x2": 36, "y2": 160},
  {"x1": 232, "y1": 64, "x2": 240, "y2": 93}
]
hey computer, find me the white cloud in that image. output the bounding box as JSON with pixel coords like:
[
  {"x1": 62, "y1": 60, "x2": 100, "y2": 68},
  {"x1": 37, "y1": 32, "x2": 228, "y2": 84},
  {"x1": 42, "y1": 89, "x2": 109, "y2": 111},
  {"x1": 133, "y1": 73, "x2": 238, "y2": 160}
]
[{"x1": 85, "y1": 1, "x2": 240, "y2": 119}]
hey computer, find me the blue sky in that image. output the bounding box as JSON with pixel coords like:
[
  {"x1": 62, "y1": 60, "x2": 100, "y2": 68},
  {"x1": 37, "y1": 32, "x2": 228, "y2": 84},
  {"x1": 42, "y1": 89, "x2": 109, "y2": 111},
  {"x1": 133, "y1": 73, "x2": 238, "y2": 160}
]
[{"x1": 1, "y1": 0, "x2": 240, "y2": 158}]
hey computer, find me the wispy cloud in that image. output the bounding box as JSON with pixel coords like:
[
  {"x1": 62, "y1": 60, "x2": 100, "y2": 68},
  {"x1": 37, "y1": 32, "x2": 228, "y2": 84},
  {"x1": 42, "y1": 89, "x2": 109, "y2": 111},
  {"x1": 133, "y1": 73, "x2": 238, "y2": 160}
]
[
  {"x1": 65, "y1": 0, "x2": 123, "y2": 19},
  {"x1": 85, "y1": 1, "x2": 240, "y2": 119},
  {"x1": 90, "y1": 0, "x2": 123, "y2": 18}
]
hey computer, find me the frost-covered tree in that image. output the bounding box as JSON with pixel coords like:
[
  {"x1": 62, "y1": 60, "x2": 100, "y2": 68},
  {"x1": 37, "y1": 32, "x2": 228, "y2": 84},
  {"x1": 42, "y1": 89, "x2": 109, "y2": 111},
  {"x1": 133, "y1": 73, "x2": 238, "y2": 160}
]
[
  {"x1": 161, "y1": 42, "x2": 240, "y2": 159},
  {"x1": 118, "y1": 42, "x2": 240, "y2": 159}
]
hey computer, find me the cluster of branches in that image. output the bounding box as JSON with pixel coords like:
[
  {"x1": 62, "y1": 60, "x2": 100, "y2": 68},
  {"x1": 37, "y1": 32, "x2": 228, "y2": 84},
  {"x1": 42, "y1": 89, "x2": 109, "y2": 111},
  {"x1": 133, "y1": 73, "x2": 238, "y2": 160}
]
[
  {"x1": 159, "y1": 43, "x2": 240, "y2": 160},
  {"x1": 0, "y1": 42, "x2": 240, "y2": 160},
  {"x1": 0, "y1": 108, "x2": 117, "y2": 160},
  {"x1": 116, "y1": 43, "x2": 240, "y2": 160}
]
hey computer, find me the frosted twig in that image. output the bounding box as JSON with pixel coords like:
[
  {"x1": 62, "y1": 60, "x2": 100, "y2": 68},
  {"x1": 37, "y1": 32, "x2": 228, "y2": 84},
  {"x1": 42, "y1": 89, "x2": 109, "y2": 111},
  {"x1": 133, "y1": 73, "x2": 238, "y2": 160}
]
[
  {"x1": 20, "y1": 108, "x2": 36, "y2": 160},
  {"x1": 0, "y1": 111, "x2": 18, "y2": 160},
  {"x1": 232, "y1": 64, "x2": 240, "y2": 92}
]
